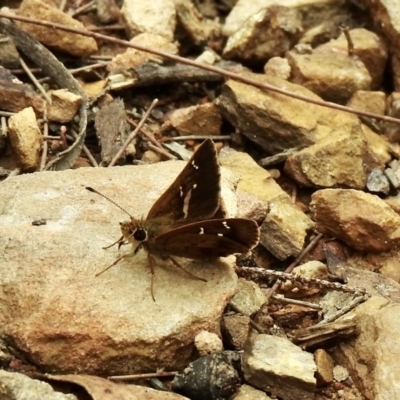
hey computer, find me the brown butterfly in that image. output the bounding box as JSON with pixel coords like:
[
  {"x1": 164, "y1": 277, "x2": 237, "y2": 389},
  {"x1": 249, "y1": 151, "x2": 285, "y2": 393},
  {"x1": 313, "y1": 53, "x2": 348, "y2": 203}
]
[{"x1": 87, "y1": 139, "x2": 260, "y2": 300}]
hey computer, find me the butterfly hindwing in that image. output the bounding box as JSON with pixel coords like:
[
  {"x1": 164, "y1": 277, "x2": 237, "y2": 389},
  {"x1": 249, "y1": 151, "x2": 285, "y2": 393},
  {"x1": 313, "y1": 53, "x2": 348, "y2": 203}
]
[{"x1": 150, "y1": 218, "x2": 260, "y2": 259}]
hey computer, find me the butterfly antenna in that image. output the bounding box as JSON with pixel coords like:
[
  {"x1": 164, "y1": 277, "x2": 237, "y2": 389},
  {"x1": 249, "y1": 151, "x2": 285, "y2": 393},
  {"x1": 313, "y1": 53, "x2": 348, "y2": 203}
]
[{"x1": 86, "y1": 187, "x2": 133, "y2": 218}]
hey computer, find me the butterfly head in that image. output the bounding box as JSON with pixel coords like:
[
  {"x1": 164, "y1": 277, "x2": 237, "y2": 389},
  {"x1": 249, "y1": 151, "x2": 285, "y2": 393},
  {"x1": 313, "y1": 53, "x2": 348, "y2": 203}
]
[{"x1": 120, "y1": 218, "x2": 148, "y2": 245}]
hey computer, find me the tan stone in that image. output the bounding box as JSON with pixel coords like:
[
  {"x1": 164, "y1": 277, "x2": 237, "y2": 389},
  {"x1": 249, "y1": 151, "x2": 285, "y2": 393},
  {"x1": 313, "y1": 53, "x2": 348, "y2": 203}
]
[
  {"x1": 335, "y1": 297, "x2": 400, "y2": 400},
  {"x1": 311, "y1": 189, "x2": 400, "y2": 252},
  {"x1": 18, "y1": 0, "x2": 98, "y2": 57},
  {"x1": 107, "y1": 33, "x2": 178, "y2": 74},
  {"x1": 8, "y1": 107, "x2": 43, "y2": 172},
  {"x1": 288, "y1": 49, "x2": 372, "y2": 103},
  {"x1": 284, "y1": 124, "x2": 370, "y2": 189},
  {"x1": 121, "y1": 0, "x2": 176, "y2": 40},
  {"x1": 48, "y1": 89, "x2": 82, "y2": 123},
  {"x1": 169, "y1": 103, "x2": 222, "y2": 137}
]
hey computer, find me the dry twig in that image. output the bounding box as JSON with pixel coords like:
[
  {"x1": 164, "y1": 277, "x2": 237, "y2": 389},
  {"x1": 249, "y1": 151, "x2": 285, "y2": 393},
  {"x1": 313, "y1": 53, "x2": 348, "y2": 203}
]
[
  {"x1": 265, "y1": 233, "x2": 323, "y2": 299},
  {"x1": 240, "y1": 267, "x2": 369, "y2": 296},
  {"x1": 19, "y1": 56, "x2": 52, "y2": 104},
  {"x1": 108, "y1": 99, "x2": 159, "y2": 167},
  {"x1": 1, "y1": 12, "x2": 399, "y2": 125},
  {"x1": 39, "y1": 102, "x2": 48, "y2": 171}
]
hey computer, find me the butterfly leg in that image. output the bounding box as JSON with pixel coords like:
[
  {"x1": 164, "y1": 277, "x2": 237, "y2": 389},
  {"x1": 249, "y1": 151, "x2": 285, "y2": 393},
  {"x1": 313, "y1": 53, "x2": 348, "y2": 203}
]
[
  {"x1": 148, "y1": 253, "x2": 157, "y2": 302},
  {"x1": 168, "y1": 256, "x2": 207, "y2": 283},
  {"x1": 102, "y1": 235, "x2": 125, "y2": 250},
  {"x1": 96, "y1": 243, "x2": 142, "y2": 277},
  {"x1": 95, "y1": 252, "x2": 132, "y2": 277}
]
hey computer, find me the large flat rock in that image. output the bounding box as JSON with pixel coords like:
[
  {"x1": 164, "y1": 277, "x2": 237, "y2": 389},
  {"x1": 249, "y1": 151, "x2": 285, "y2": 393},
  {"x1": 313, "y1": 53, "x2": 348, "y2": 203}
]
[{"x1": 0, "y1": 163, "x2": 238, "y2": 374}]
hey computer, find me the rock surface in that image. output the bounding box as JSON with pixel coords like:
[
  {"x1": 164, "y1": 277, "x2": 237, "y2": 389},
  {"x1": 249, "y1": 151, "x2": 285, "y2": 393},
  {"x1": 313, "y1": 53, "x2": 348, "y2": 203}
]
[
  {"x1": 0, "y1": 162, "x2": 239, "y2": 374},
  {"x1": 107, "y1": 33, "x2": 179, "y2": 74},
  {"x1": 311, "y1": 189, "x2": 400, "y2": 252},
  {"x1": 8, "y1": 107, "x2": 43, "y2": 172},
  {"x1": 223, "y1": 6, "x2": 302, "y2": 64},
  {"x1": 284, "y1": 124, "x2": 370, "y2": 189},
  {"x1": 121, "y1": 0, "x2": 176, "y2": 40},
  {"x1": 335, "y1": 296, "x2": 400, "y2": 400},
  {"x1": 17, "y1": 0, "x2": 98, "y2": 57},
  {"x1": 0, "y1": 370, "x2": 78, "y2": 400},
  {"x1": 219, "y1": 147, "x2": 314, "y2": 259},
  {"x1": 169, "y1": 103, "x2": 222, "y2": 137},
  {"x1": 243, "y1": 334, "x2": 317, "y2": 400}
]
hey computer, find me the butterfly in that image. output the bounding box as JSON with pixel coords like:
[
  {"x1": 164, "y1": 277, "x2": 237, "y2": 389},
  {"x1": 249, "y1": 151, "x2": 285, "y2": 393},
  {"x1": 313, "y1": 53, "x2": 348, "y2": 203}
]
[{"x1": 87, "y1": 139, "x2": 260, "y2": 300}]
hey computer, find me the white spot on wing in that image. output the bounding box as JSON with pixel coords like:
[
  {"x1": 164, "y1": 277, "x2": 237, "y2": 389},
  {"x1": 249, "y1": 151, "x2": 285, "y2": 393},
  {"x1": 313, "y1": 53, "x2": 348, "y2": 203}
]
[
  {"x1": 199, "y1": 227, "x2": 204, "y2": 234},
  {"x1": 179, "y1": 186, "x2": 183, "y2": 197},
  {"x1": 193, "y1": 184, "x2": 197, "y2": 189},
  {"x1": 192, "y1": 161, "x2": 199, "y2": 169},
  {"x1": 223, "y1": 221, "x2": 230, "y2": 229},
  {"x1": 182, "y1": 188, "x2": 192, "y2": 219},
  {"x1": 217, "y1": 233, "x2": 224, "y2": 237}
]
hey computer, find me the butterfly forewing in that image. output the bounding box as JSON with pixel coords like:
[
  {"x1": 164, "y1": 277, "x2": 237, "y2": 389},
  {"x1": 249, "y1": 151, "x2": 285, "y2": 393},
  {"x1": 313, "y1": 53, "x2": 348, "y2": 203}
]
[
  {"x1": 150, "y1": 218, "x2": 260, "y2": 259},
  {"x1": 146, "y1": 139, "x2": 221, "y2": 227}
]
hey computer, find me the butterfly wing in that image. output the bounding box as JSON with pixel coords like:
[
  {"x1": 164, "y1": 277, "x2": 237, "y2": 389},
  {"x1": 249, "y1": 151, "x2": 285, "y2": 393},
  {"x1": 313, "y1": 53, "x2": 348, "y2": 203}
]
[
  {"x1": 146, "y1": 139, "x2": 221, "y2": 227},
  {"x1": 150, "y1": 218, "x2": 260, "y2": 259}
]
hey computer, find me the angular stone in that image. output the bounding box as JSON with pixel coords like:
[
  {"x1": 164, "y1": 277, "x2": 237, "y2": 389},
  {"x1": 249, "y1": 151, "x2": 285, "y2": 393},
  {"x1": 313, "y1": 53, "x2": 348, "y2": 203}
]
[
  {"x1": 8, "y1": 107, "x2": 43, "y2": 172},
  {"x1": 243, "y1": 334, "x2": 317, "y2": 400},
  {"x1": 311, "y1": 189, "x2": 400, "y2": 252},
  {"x1": 18, "y1": 0, "x2": 98, "y2": 57}
]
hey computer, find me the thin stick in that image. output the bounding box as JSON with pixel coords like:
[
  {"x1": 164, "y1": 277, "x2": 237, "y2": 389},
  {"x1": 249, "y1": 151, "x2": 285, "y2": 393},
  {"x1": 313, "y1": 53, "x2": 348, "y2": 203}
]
[
  {"x1": 271, "y1": 295, "x2": 322, "y2": 309},
  {"x1": 109, "y1": 371, "x2": 178, "y2": 381},
  {"x1": 171, "y1": 135, "x2": 232, "y2": 141},
  {"x1": 89, "y1": 24, "x2": 125, "y2": 32},
  {"x1": 58, "y1": 0, "x2": 67, "y2": 11},
  {"x1": 318, "y1": 294, "x2": 368, "y2": 324},
  {"x1": 19, "y1": 56, "x2": 51, "y2": 104},
  {"x1": 228, "y1": 303, "x2": 267, "y2": 334},
  {"x1": 129, "y1": 121, "x2": 177, "y2": 160},
  {"x1": 89, "y1": 55, "x2": 114, "y2": 61},
  {"x1": 108, "y1": 99, "x2": 159, "y2": 167},
  {"x1": 265, "y1": 233, "x2": 323, "y2": 300},
  {"x1": 148, "y1": 143, "x2": 177, "y2": 160},
  {"x1": 126, "y1": 117, "x2": 164, "y2": 150},
  {"x1": 0, "y1": 111, "x2": 14, "y2": 117},
  {"x1": 10, "y1": 67, "x2": 41, "y2": 75},
  {"x1": 43, "y1": 136, "x2": 61, "y2": 140},
  {"x1": 341, "y1": 25, "x2": 354, "y2": 57},
  {"x1": 69, "y1": 61, "x2": 108, "y2": 73},
  {"x1": 242, "y1": 267, "x2": 368, "y2": 296},
  {"x1": 70, "y1": 0, "x2": 95, "y2": 17},
  {"x1": 38, "y1": 61, "x2": 108, "y2": 84},
  {"x1": 68, "y1": 129, "x2": 99, "y2": 167},
  {"x1": 2, "y1": 12, "x2": 400, "y2": 125},
  {"x1": 39, "y1": 101, "x2": 48, "y2": 171}
]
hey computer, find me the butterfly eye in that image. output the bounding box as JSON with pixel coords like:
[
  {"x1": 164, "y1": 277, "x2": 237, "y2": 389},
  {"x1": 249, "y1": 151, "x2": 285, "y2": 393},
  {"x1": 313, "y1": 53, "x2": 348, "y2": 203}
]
[{"x1": 133, "y1": 229, "x2": 147, "y2": 242}]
